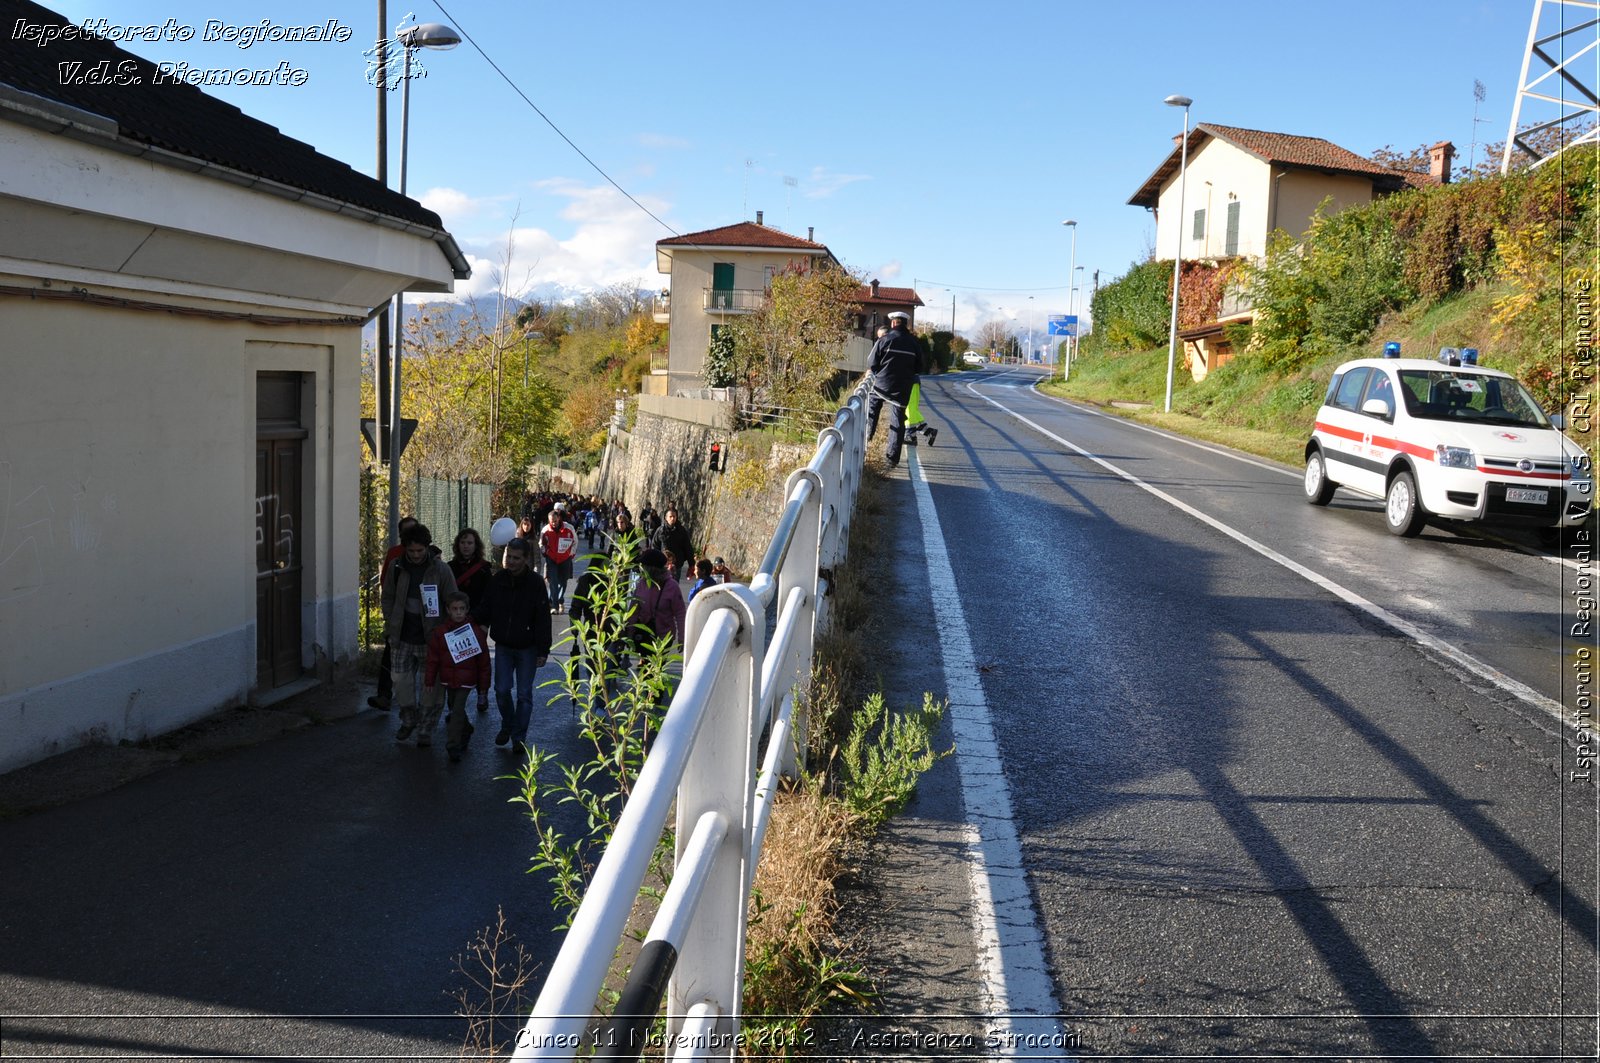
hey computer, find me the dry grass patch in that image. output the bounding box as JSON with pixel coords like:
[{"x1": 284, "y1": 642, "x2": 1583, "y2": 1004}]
[{"x1": 740, "y1": 778, "x2": 873, "y2": 1053}]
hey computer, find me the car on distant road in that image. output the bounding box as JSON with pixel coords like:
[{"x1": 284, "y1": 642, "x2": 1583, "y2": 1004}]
[
  {"x1": 962, "y1": 352, "x2": 986, "y2": 367},
  {"x1": 1304, "y1": 353, "x2": 1592, "y2": 538}
]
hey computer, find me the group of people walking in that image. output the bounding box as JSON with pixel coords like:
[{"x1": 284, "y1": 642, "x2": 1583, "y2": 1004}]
[{"x1": 367, "y1": 492, "x2": 730, "y2": 762}]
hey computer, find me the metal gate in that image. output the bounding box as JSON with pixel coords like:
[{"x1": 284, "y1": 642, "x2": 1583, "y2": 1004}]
[{"x1": 415, "y1": 475, "x2": 494, "y2": 554}]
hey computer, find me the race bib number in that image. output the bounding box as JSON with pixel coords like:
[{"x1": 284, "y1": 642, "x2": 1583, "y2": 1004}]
[
  {"x1": 421, "y1": 584, "x2": 440, "y2": 617},
  {"x1": 444, "y1": 623, "x2": 482, "y2": 663}
]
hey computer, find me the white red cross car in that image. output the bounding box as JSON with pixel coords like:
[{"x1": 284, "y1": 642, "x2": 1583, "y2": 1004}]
[{"x1": 1304, "y1": 356, "x2": 1592, "y2": 538}]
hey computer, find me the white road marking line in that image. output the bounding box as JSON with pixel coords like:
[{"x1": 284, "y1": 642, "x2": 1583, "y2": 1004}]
[
  {"x1": 906, "y1": 445, "x2": 1072, "y2": 1060},
  {"x1": 965, "y1": 387, "x2": 1573, "y2": 731},
  {"x1": 988, "y1": 377, "x2": 1299, "y2": 478},
  {"x1": 1005, "y1": 378, "x2": 1590, "y2": 573}
]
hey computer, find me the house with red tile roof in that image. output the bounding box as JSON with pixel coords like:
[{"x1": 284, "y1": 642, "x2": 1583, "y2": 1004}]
[
  {"x1": 653, "y1": 214, "x2": 924, "y2": 395},
  {"x1": 1128, "y1": 123, "x2": 1451, "y2": 379},
  {"x1": 0, "y1": 1, "x2": 466, "y2": 771},
  {"x1": 1129, "y1": 123, "x2": 1452, "y2": 262},
  {"x1": 852, "y1": 280, "x2": 925, "y2": 339}
]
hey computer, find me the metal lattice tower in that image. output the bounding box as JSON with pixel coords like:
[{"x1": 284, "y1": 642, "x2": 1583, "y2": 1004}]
[{"x1": 1503, "y1": 0, "x2": 1600, "y2": 172}]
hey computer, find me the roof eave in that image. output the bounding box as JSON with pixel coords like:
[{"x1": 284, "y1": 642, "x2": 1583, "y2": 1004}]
[{"x1": 0, "y1": 89, "x2": 469, "y2": 281}]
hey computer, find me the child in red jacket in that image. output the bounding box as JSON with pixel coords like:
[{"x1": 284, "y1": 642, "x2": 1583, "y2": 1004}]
[{"x1": 424, "y1": 592, "x2": 492, "y2": 762}]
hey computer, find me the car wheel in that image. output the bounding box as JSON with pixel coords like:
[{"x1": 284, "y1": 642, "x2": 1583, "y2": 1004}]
[
  {"x1": 1384, "y1": 471, "x2": 1427, "y2": 537},
  {"x1": 1304, "y1": 449, "x2": 1336, "y2": 506}
]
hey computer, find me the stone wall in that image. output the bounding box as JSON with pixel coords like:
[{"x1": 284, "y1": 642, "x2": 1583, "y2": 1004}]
[{"x1": 594, "y1": 404, "x2": 813, "y2": 581}]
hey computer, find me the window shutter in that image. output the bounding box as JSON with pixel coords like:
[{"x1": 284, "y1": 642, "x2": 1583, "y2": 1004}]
[
  {"x1": 1225, "y1": 202, "x2": 1241, "y2": 256},
  {"x1": 1192, "y1": 208, "x2": 1206, "y2": 241}
]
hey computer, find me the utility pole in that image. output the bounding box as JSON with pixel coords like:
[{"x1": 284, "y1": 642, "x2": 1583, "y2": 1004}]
[{"x1": 374, "y1": 0, "x2": 391, "y2": 537}]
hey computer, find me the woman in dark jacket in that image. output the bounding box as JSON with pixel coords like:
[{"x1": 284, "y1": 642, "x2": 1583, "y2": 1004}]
[{"x1": 449, "y1": 527, "x2": 493, "y2": 712}]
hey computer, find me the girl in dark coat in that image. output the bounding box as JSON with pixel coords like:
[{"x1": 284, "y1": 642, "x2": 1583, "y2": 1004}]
[{"x1": 449, "y1": 527, "x2": 493, "y2": 713}]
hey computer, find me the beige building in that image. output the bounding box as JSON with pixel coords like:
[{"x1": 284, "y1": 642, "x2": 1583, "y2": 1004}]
[
  {"x1": 1129, "y1": 123, "x2": 1450, "y2": 379},
  {"x1": 0, "y1": 10, "x2": 466, "y2": 772},
  {"x1": 654, "y1": 215, "x2": 837, "y2": 395},
  {"x1": 653, "y1": 216, "x2": 922, "y2": 393}
]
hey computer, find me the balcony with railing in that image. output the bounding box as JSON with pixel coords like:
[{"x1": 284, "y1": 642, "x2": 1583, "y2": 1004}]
[
  {"x1": 652, "y1": 291, "x2": 671, "y2": 324},
  {"x1": 702, "y1": 287, "x2": 767, "y2": 314}
]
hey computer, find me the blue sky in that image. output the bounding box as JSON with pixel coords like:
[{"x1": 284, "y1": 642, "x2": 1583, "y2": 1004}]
[{"x1": 40, "y1": 1, "x2": 1544, "y2": 340}]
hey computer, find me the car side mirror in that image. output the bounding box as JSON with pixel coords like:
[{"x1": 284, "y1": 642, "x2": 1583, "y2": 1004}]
[
  {"x1": 1551, "y1": 413, "x2": 1566, "y2": 431},
  {"x1": 1361, "y1": 398, "x2": 1393, "y2": 419}
]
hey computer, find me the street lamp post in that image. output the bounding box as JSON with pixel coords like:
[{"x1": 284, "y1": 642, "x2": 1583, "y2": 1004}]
[
  {"x1": 1027, "y1": 295, "x2": 1035, "y2": 364},
  {"x1": 374, "y1": 1, "x2": 390, "y2": 494},
  {"x1": 386, "y1": 21, "x2": 460, "y2": 542},
  {"x1": 1061, "y1": 219, "x2": 1077, "y2": 380},
  {"x1": 1071, "y1": 265, "x2": 1085, "y2": 367},
  {"x1": 1163, "y1": 93, "x2": 1192, "y2": 414}
]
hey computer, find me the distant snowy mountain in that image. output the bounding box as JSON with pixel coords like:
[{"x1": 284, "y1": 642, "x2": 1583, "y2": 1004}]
[{"x1": 361, "y1": 283, "x2": 654, "y2": 348}]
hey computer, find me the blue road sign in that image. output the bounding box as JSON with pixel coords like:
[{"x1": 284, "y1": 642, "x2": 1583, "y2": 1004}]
[{"x1": 1047, "y1": 315, "x2": 1078, "y2": 337}]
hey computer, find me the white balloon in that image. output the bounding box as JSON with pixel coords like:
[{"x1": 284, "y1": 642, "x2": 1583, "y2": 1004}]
[{"x1": 489, "y1": 516, "x2": 518, "y2": 547}]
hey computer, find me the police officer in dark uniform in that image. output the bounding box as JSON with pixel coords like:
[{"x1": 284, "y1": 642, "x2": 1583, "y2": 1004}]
[{"x1": 866, "y1": 310, "x2": 920, "y2": 468}]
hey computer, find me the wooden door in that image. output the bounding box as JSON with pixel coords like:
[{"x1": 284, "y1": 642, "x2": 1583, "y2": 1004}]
[{"x1": 256, "y1": 375, "x2": 306, "y2": 689}]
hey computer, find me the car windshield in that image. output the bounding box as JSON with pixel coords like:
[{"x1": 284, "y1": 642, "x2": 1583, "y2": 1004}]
[{"x1": 1397, "y1": 369, "x2": 1552, "y2": 428}]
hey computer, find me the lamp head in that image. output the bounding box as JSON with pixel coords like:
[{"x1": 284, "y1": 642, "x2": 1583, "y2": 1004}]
[
  {"x1": 1062, "y1": 219, "x2": 1077, "y2": 228},
  {"x1": 1164, "y1": 94, "x2": 1193, "y2": 108},
  {"x1": 398, "y1": 22, "x2": 461, "y2": 49}
]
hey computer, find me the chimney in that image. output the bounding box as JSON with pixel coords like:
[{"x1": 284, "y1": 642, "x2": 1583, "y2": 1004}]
[
  {"x1": 1428, "y1": 141, "x2": 1456, "y2": 184},
  {"x1": 808, "y1": 226, "x2": 814, "y2": 241},
  {"x1": 870, "y1": 279, "x2": 880, "y2": 297},
  {"x1": 1173, "y1": 134, "x2": 1183, "y2": 148},
  {"x1": 756, "y1": 210, "x2": 764, "y2": 225}
]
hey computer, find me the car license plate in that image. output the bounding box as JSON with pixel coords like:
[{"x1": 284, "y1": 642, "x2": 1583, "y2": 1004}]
[{"x1": 1505, "y1": 487, "x2": 1548, "y2": 504}]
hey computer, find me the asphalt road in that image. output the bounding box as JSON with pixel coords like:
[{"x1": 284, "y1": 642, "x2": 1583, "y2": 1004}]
[
  {"x1": 845, "y1": 366, "x2": 1598, "y2": 1059},
  {"x1": 0, "y1": 647, "x2": 597, "y2": 1058}
]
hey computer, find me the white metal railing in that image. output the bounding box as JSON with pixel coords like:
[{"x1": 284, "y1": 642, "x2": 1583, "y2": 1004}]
[{"x1": 513, "y1": 382, "x2": 870, "y2": 1062}]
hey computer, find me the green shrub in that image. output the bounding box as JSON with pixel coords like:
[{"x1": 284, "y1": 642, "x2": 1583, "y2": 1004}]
[
  {"x1": 838, "y1": 691, "x2": 947, "y2": 829},
  {"x1": 1087, "y1": 258, "x2": 1174, "y2": 353}
]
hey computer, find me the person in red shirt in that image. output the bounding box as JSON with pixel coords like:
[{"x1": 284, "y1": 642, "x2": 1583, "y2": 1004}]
[
  {"x1": 423, "y1": 592, "x2": 492, "y2": 763},
  {"x1": 540, "y1": 506, "x2": 579, "y2": 614}
]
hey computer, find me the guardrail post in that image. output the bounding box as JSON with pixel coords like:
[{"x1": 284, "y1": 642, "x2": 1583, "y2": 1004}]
[
  {"x1": 668, "y1": 584, "x2": 766, "y2": 1054},
  {"x1": 830, "y1": 391, "x2": 867, "y2": 562},
  {"x1": 775, "y1": 466, "x2": 823, "y2": 779},
  {"x1": 813, "y1": 426, "x2": 845, "y2": 633}
]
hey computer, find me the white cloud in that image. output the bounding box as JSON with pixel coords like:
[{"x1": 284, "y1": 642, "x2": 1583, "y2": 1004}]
[
  {"x1": 419, "y1": 186, "x2": 513, "y2": 228},
  {"x1": 878, "y1": 260, "x2": 903, "y2": 281},
  {"x1": 803, "y1": 165, "x2": 870, "y2": 199},
  {"x1": 436, "y1": 180, "x2": 672, "y2": 302}
]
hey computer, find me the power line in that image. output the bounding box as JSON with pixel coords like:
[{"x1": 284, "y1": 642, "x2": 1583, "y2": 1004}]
[
  {"x1": 428, "y1": 0, "x2": 686, "y2": 241},
  {"x1": 916, "y1": 279, "x2": 1072, "y2": 293}
]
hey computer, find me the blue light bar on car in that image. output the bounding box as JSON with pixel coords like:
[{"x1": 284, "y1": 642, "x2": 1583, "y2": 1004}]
[
  {"x1": 1460, "y1": 348, "x2": 1479, "y2": 365},
  {"x1": 1438, "y1": 347, "x2": 1461, "y2": 366},
  {"x1": 1383, "y1": 341, "x2": 1401, "y2": 358}
]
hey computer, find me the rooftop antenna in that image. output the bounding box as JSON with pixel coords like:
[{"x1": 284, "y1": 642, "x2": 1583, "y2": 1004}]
[
  {"x1": 1470, "y1": 78, "x2": 1487, "y2": 174},
  {"x1": 743, "y1": 157, "x2": 752, "y2": 218},
  {"x1": 783, "y1": 175, "x2": 798, "y2": 221},
  {"x1": 1502, "y1": 0, "x2": 1600, "y2": 173}
]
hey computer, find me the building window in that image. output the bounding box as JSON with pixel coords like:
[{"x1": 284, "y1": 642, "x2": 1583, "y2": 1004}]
[
  {"x1": 1192, "y1": 208, "x2": 1206, "y2": 243},
  {"x1": 1225, "y1": 201, "x2": 1241, "y2": 256}
]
